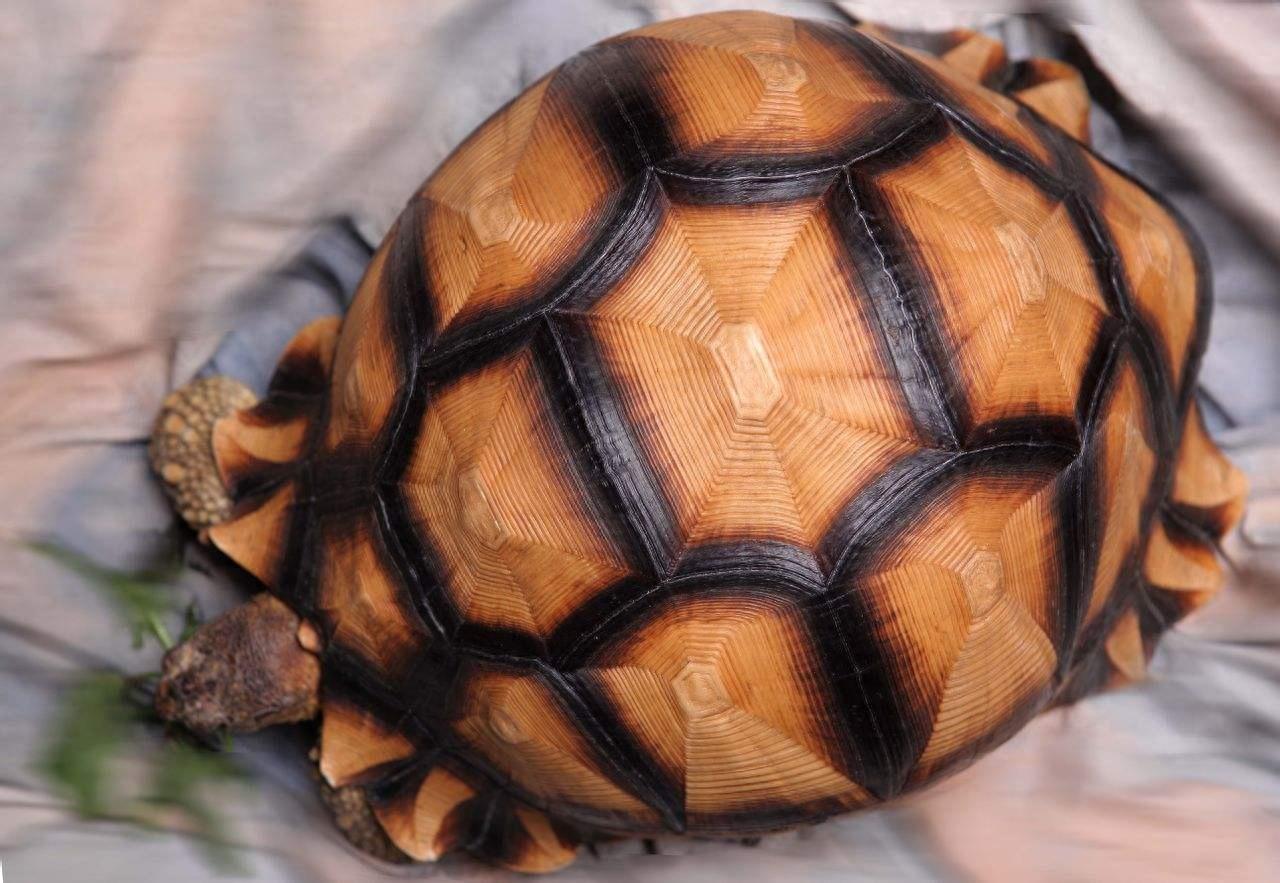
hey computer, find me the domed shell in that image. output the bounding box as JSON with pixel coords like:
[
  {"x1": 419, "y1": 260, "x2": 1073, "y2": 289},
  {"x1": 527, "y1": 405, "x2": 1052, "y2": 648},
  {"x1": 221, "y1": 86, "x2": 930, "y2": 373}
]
[{"x1": 207, "y1": 11, "x2": 1245, "y2": 871}]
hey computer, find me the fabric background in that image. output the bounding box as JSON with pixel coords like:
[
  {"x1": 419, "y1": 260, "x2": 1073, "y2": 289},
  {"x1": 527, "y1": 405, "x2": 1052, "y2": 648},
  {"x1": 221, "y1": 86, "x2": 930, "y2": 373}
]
[{"x1": 2, "y1": 2, "x2": 1277, "y2": 880}]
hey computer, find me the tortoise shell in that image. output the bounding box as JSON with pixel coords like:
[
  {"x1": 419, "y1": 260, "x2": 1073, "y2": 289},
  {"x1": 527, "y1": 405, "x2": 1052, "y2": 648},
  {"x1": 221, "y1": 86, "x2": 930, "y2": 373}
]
[{"x1": 207, "y1": 11, "x2": 1246, "y2": 872}]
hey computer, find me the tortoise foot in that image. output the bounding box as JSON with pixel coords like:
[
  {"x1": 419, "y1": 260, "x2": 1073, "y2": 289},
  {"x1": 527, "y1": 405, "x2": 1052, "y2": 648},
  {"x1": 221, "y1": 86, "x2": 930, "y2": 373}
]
[
  {"x1": 149, "y1": 375, "x2": 257, "y2": 531},
  {"x1": 319, "y1": 780, "x2": 411, "y2": 864}
]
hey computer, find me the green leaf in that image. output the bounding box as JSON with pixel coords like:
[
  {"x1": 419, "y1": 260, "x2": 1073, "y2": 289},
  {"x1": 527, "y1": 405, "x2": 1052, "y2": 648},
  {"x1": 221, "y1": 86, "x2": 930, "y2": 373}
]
[
  {"x1": 27, "y1": 540, "x2": 180, "y2": 650},
  {"x1": 142, "y1": 743, "x2": 250, "y2": 873},
  {"x1": 28, "y1": 542, "x2": 252, "y2": 874},
  {"x1": 38, "y1": 672, "x2": 130, "y2": 818}
]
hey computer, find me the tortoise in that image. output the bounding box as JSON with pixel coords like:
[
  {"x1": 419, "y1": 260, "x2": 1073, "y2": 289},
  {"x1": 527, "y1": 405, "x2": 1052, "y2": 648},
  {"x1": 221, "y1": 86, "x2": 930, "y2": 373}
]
[{"x1": 148, "y1": 11, "x2": 1247, "y2": 873}]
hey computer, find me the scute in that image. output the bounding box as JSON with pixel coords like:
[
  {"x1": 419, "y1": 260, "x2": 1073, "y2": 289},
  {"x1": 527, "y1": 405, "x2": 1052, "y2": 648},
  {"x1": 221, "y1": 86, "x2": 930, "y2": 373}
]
[
  {"x1": 203, "y1": 11, "x2": 1245, "y2": 870},
  {"x1": 456, "y1": 666, "x2": 662, "y2": 826},
  {"x1": 1087, "y1": 153, "x2": 1202, "y2": 392},
  {"x1": 582, "y1": 188, "x2": 920, "y2": 554},
  {"x1": 874, "y1": 126, "x2": 1105, "y2": 440},
  {"x1": 420, "y1": 71, "x2": 624, "y2": 336},
  {"x1": 402, "y1": 346, "x2": 631, "y2": 639}
]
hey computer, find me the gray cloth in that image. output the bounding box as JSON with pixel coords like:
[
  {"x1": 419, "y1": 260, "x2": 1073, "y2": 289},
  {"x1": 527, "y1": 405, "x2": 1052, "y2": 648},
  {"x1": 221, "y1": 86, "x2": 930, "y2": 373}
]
[{"x1": 2, "y1": 4, "x2": 1278, "y2": 882}]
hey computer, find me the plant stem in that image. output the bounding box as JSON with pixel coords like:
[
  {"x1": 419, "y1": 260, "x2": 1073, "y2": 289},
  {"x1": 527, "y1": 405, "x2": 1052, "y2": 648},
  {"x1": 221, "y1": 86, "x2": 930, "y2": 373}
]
[{"x1": 146, "y1": 613, "x2": 174, "y2": 650}]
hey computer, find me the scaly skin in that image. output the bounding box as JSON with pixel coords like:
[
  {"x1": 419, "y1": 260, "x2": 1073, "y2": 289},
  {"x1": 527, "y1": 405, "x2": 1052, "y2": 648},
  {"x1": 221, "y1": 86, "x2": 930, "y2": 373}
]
[
  {"x1": 150, "y1": 374, "x2": 406, "y2": 863},
  {"x1": 149, "y1": 376, "x2": 257, "y2": 531},
  {"x1": 154, "y1": 592, "x2": 320, "y2": 733}
]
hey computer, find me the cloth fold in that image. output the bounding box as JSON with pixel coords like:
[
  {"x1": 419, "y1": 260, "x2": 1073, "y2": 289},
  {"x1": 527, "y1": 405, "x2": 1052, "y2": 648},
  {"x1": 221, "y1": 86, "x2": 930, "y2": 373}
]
[{"x1": 2, "y1": 3, "x2": 1277, "y2": 881}]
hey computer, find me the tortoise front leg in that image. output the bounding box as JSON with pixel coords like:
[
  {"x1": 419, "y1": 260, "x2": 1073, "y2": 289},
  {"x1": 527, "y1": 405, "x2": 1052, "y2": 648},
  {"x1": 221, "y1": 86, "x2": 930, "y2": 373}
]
[{"x1": 150, "y1": 375, "x2": 258, "y2": 534}]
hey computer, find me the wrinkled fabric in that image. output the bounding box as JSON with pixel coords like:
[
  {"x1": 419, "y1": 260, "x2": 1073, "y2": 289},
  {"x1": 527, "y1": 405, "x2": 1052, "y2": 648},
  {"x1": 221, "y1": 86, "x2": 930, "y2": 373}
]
[{"x1": 1, "y1": 2, "x2": 1278, "y2": 881}]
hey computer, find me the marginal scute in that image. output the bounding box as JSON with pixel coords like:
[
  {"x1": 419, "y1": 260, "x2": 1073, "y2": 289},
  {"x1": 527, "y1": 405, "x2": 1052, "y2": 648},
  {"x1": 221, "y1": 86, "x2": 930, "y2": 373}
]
[
  {"x1": 899, "y1": 38, "x2": 1056, "y2": 166},
  {"x1": 938, "y1": 29, "x2": 1007, "y2": 85},
  {"x1": 212, "y1": 315, "x2": 341, "y2": 503},
  {"x1": 506, "y1": 806, "x2": 579, "y2": 873},
  {"x1": 1009, "y1": 57, "x2": 1092, "y2": 143},
  {"x1": 1098, "y1": 403, "x2": 1243, "y2": 687},
  {"x1": 1084, "y1": 357, "x2": 1158, "y2": 627},
  {"x1": 319, "y1": 779, "x2": 411, "y2": 863},
  {"x1": 1169, "y1": 401, "x2": 1249, "y2": 536},
  {"x1": 320, "y1": 699, "x2": 416, "y2": 789},
  {"x1": 208, "y1": 316, "x2": 343, "y2": 589},
  {"x1": 361, "y1": 742, "x2": 581, "y2": 870},
  {"x1": 213, "y1": 412, "x2": 310, "y2": 489},
  {"x1": 1144, "y1": 519, "x2": 1223, "y2": 602},
  {"x1": 272, "y1": 315, "x2": 343, "y2": 387},
  {"x1": 207, "y1": 481, "x2": 295, "y2": 587},
  {"x1": 372, "y1": 765, "x2": 477, "y2": 861},
  {"x1": 1104, "y1": 608, "x2": 1147, "y2": 684}
]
